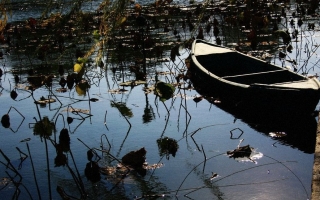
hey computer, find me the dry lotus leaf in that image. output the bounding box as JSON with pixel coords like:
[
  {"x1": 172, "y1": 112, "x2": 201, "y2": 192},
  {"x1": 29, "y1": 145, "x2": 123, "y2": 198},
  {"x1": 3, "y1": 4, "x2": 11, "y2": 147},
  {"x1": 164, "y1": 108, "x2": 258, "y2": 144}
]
[
  {"x1": 62, "y1": 108, "x2": 90, "y2": 114},
  {"x1": 269, "y1": 132, "x2": 287, "y2": 138}
]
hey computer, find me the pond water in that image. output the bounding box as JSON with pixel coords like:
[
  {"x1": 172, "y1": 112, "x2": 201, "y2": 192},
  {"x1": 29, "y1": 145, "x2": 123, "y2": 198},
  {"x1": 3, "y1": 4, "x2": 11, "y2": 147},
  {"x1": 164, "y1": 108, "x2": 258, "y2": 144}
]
[{"x1": 1, "y1": 0, "x2": 320, "y2": 200}]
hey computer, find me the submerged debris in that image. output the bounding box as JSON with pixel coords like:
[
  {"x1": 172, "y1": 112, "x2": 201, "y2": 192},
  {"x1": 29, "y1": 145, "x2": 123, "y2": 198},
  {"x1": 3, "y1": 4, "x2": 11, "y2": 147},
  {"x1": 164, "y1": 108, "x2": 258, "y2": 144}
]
[
  {"x1": 119, "y1": 80, "x2": 146, "y2": 87},
  {"x1": 34, "y1": 96, "x2": 56, "y2": 105},
  {"x1": 62, "y1": 108, "x2": 90, "y2": 114},
  {"x1": 227, "y1": 140, "x2": 263, "y2": 163},
  {"x1": 108, "y1": 88, "x2": 128, "y2": 94},
  {"x1": 210, "y1": 172, "x2": 219, "y2": 180},
  {"x1": 193, "y1": 95, "x2": 203, "y2": 103},
  {"x1": 142, "y1": 162, "x2": 164, "y2": 170},
  {"x1": 227, "y1": 145, "x2": 253, "y2": 159}
]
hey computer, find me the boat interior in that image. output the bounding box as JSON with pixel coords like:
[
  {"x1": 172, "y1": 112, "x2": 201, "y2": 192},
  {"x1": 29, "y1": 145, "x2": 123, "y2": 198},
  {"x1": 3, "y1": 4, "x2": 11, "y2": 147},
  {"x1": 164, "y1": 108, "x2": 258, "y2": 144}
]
[{"x1": 196, "y1": 52, "x2": 305, "y2": 85}]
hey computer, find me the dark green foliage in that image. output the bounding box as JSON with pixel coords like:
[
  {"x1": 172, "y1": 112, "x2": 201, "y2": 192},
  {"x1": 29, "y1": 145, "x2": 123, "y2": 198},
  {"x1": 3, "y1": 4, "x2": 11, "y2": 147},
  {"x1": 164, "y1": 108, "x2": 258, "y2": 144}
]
[{"x1": 155, "y1": 81, "x2": 175, "y2": 102}]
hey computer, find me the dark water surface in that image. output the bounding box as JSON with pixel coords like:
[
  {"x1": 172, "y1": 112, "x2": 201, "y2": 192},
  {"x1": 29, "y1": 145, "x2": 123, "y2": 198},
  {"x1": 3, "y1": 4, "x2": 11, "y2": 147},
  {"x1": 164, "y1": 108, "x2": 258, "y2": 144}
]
[{"x1": 1, "y1": 0, "x2": 319, "y2": 199}]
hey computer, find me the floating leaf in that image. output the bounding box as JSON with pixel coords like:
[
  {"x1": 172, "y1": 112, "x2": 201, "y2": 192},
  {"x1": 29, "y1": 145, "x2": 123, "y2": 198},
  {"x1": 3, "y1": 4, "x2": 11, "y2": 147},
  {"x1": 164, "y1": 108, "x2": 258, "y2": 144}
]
[
  {"x1": 227, "y1": 145, "x2": 252, "y2": 158},
  {"x1": 155, "y1": 81, "x2": 175, "y2": 102},
  {"x1": 35, "y1": 97, "x2": 56, "y2": 105},
  {"x1": 119, "y1": 80, "x2": 147, "y2": 87},
  {"x1": 108, "y1": 89, "x2": 128, "y2": 94},
  {"x1": 62, "y1": 108, "x2": 90, "y2": 114},
  {"x1": 143, "y1": 163, "x2": 164, "y2": 170},
  {"x1": 269, "y1": 132, "x2": 287, "y2": 138}
]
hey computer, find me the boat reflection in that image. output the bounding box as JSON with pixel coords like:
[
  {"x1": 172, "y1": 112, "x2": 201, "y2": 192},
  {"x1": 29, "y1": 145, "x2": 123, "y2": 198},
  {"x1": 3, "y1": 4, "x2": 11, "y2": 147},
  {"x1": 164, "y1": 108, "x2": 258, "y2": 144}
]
[{"x1": 190, "y1": 72, "x2": 318, "y2": 154}]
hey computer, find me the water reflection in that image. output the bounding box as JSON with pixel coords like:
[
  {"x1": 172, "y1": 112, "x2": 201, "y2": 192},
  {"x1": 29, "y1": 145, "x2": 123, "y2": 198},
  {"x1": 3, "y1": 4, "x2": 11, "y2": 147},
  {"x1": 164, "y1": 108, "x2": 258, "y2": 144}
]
[
  {"x1": 143, "y1": 94, "x2": 155, "y2": 123},
  {"x1": 33, "y1": 116, "x2": 55, "y2": 137},
  {"x1": 156, "y1": 137, "x2": 179, "y2": 159},
  {"x1": 191, "y1": 78, "x2": 318, "y2": 154}
]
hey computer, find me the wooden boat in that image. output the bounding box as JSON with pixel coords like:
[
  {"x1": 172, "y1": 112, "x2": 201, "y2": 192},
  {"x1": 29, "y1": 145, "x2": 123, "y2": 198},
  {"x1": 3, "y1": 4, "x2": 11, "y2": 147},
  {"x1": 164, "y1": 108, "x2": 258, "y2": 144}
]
[{"x1": 190, "y1": 39, "x2": 320, "y2": 114}]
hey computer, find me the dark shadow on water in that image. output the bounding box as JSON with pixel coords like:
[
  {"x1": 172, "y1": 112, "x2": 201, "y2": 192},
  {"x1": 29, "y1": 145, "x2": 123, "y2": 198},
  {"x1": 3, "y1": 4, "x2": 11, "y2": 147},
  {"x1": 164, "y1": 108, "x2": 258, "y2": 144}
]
[
  {"x1": 190, "y1": 71, "x2": 318, "y2": 154},
  {"x1": 215, "y1": 100, "x2": 317, "y2": 154}
]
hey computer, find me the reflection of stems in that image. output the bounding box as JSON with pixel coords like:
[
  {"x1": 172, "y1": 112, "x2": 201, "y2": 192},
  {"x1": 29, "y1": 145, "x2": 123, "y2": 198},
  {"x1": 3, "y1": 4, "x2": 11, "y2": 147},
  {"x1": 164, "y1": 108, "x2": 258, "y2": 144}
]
[
  {"x1": 93, "y1": 147, "x2": 131, "y2": 192},
  {"x1": 29, "y1": 94, "x2": 51, "y2": 198},
  {"x1": 7, "y1": 106, "x2": 25, "y2": 133},
  {"x1": 188, "y1": 123, "x2": 229, "y2": 152},
  {"x1": 44, "y1": 137, "x2": 52, "y2": 200},
  {"x1": 65, "y1": 163, "x2": 84, "y2": 197},
  {"x1": 191, "y1": 135, "x2": 201, "y2": 152},
  {"x1": 77, "y1": 138, "x2": 101, "y2": 162},
  {"x1": 264, "y1": 155, "x2": 309, "y2": 199},
  {"x1": 5, "y1": 171, "x2": 34, "y2": 200},
  {"x1": 101, "y1": 134, "x2": 111, "y2": 152},
  {"x1": 26, "y1": 143, "x2": 42, "y2": 200},
  {"x1": 104, "y1": 110, "x2": 109, "y2": 130},
  {"x1": 15, "y1": 147, "x2": 28, "y2": 170},
  {"x1": 54, "y1": 113, "x2": 65, "y2": 142},
  {"x1": 117, "y1": 126, "x2": 132, "y2": 157},
  {"x1": 0, "y1": 149, "x2": 34, "y2": 199},
  {"x1": 30, "y1": 90, "x2": 42, "y2": 121},
  {"x1": 180, "y1": 104, "x2": 191, "y2": 137},
  {"x1": 0, "y1": 149, "x2": 22, "y2": 180},
  {"x1": 111, "y1": 100, "x2": 132, "y2": 127},
  {"x1": 68, "y1": 149, "x2": 86, "y2": 197},
  {"x1": 201, "y1": 145, "x2": 206, "y2": 173},
  {"x1": 160, "y1": 101, "x2": 170, "y2": 138},
  {"x1": 148, "y1": 155, "x2": 166, "y2": 182},
  {"x1": 175, "y1": 152, "x2": 226, "y2": 196},
  {"x1": 86, "y1": 88, "x2": 92, "y2": 124},
  {"x1": 184, "y1": 158, "x2": 297, "y2": 197}
]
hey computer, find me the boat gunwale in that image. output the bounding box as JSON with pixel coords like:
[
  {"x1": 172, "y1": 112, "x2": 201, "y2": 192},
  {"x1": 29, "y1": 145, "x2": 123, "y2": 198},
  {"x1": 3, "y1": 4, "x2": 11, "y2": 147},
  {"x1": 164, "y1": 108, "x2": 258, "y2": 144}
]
[{"x1": 191, "y1": 39, "x2": 320, "y2": 91}]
